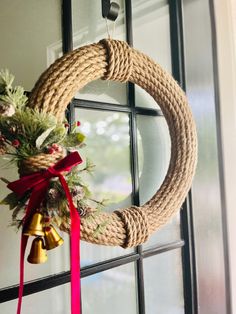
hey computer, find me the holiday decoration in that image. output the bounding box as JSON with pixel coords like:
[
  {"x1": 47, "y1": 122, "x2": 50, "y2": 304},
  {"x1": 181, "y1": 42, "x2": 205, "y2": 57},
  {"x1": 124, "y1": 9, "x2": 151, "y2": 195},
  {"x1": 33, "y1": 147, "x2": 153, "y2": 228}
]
[{"x1": 0, "y1": 39, "x2": 197, "y2": 314}]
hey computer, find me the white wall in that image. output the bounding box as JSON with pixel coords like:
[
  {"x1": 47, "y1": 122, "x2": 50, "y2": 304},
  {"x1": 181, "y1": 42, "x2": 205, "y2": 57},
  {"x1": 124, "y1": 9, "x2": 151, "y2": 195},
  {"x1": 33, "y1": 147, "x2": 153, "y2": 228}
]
[{"x1": 213, "y1": 0, "x2": 236, "y2": 312}]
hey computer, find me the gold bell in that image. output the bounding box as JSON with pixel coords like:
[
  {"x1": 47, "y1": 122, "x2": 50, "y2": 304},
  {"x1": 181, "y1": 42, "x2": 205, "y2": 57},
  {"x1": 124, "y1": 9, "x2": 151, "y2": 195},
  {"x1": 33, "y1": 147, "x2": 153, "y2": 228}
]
[
  {"x1": 23, "y1": 213, "x2": 44, "y2": 236},
  {"x1": 44, "y1": 225, "x2": 64, "y2": 250},
  {"x1": 27, "y1": 237, "x2": 48, "y2": 264}
]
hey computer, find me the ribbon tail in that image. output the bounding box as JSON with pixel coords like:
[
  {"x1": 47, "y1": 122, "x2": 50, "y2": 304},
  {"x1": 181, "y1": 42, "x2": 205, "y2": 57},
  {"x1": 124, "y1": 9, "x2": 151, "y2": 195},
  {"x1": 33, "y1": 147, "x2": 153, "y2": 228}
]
[
  {"x1": 58, "y1": 175, "x2": 81, "y2": 314},
  {"x1": 17, "y1": 234, "x2": 28, "y2": 314},
  {"x1": 71, "y1": 212, "x2": 81, "y2": 314}
]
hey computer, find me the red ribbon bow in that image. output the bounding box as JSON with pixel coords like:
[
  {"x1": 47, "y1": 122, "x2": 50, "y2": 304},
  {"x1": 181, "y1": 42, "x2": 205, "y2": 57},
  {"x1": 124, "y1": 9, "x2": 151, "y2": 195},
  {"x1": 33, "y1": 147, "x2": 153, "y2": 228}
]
[{"x1": 8, "y1": 152, "x2": 82, "y2": 314}]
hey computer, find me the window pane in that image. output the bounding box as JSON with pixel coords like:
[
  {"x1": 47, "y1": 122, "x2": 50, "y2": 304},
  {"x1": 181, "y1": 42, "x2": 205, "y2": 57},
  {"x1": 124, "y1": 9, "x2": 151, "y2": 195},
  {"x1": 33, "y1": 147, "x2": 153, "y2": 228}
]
[
  {"x1": 0, "y1": 159, "x2": 70, "y2": 289},
  {"x1": 72, "y1": 0, "x2": 127, "y2": 105},
  {"x1": 0, "y1": 0, "x2": 62, "y2": 91},
  {"x1": 0, "y1": 263, "x2": 137, "y2": 314},
  {"x1": 132, "y1": 0, "x2": 172, "y2": 109},
  {"x1": 144, "y1": 250, "x2": 185, "y2": 314},
  {"x1": 183, "y1": 0, "x2": 228, "y2": 312},
  {"x1": 137, "y1": 115, "x2": 181, "y2": 247},
  {"x1": 75, "y1": 108, "x2": 134, "y2": 265},
  {"x1": 82, "y1": 263, "x2": 137, "y2": 314},
  {"x1": 0, "y1": 284, "x2": 70, "y2": 314}
]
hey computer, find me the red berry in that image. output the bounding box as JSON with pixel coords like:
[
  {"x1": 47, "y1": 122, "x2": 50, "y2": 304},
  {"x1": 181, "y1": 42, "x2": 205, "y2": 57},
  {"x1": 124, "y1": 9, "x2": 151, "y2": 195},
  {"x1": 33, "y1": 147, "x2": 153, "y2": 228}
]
[
  {"x1": 44, "y1": 226, "x2": 51, "y2": 232},
  {"x1": 64, "y1": 123, "x2": 69, "y2": 128},
  {"x1": 12, "y1": 139, "x2": 20, "y2": 148},
  {"x1": 44, "y1": 217, "x2": 50, "y2": 223},
  {"x1": 47, "y1": 147, "x2": 55, "y2": 154},
  {"x1": 52, "y1": 143, "x2": 59, "y2": 150},
  {"x1": 76, "y1": 121, "x2": 81, "y2": 127}
]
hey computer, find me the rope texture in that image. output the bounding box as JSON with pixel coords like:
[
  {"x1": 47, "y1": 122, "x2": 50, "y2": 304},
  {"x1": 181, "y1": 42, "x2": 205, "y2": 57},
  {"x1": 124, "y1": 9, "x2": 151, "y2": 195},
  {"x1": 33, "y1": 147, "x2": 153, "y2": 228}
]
[
  {"x1": 115, "y1": 206, "x2": 149, "y2": 248},
  {"x1": 26, "y1": 39, "x2": 197, "y2": 248},
  {"x1": 18, "y1": 150, "x2": 66, "y2": 176}
]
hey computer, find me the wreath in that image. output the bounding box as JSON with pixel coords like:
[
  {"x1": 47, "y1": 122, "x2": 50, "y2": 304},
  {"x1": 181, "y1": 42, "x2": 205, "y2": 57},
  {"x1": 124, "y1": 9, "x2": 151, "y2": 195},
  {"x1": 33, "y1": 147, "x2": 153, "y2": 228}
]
[
  {"x1": 1, "y1": 39, "x2": 197, "y2": 247},
  {"x1": 0, "y1": 39, "x2": 197, "y2": 314}
]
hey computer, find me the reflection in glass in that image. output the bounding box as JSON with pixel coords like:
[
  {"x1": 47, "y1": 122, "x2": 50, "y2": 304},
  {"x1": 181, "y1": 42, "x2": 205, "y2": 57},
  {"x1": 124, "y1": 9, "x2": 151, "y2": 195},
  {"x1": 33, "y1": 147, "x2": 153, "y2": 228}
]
[
  {"x1": 75, "y1": 108, "x2": 134, "y2": 265},
  {"x1": 0, "y1": 0, "x2": 62, "y2": 90},
  {"x1": 82, "y1": 263, "x2": 137, "y2": 314},
  {"x1": 144, "y1": 250, "x2": 184, "y2": 314},
  {"x1": 132, "y1": 0, "x2": 172, "y2": 109},
  {"x1": 0, "y1": 284, "x2": 70, "y2": 314},
  {"x1": 137, "y1": 115, "x2": 181, "y2": 247},
  {"x1": 72, "y1": 0, "x2": 127, "y2": 104}
]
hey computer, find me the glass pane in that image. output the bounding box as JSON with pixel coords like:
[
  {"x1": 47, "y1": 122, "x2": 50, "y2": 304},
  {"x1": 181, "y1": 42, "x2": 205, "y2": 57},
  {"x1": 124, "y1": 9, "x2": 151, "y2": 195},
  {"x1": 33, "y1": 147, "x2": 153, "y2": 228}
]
[
  {"x1": 137, "y1": 115, "x2": 181, "y2": 247},
  {"x1": 183, "y1": 0, "x2": 228, "y2": 312},
  {"x1": 0, "y1": 158, "x2": 70, "y2": 289},
  {"x1": 82, "y1": 263, "x2": 137, "y2": 314},
  {"x1": 0, "y1": 284, "x2": 70, "y2": 314},
  {"x1": 0, "y1": 0, "x2": 62, "y2": 91},
  {"x1": 75, "y1": 108, "x2": 134, "y2": 265},
  {"x1": 144, "y1": 250, "x2": 185, "y2": 314},
  {"x1": 72, "y1": 0, "x2": 127, "y2": 104},
  {"x1": 132, "y1": 0, "x2": 172, "y2": 109}
]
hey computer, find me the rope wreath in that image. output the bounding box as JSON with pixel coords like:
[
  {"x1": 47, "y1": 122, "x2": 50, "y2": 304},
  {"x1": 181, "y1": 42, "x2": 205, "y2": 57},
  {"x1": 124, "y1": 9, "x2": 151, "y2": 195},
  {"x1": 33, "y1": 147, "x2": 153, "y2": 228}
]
[{"x1": 23, "y1": 39, "x2": 197, "y2": 248}]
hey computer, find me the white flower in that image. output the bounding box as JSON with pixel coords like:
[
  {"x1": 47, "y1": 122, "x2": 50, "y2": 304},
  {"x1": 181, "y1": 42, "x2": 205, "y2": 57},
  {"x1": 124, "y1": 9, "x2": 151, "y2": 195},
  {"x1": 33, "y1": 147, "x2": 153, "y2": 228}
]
[{"x1": 0, "y1": 101, "x2": 15, "y2": 117}]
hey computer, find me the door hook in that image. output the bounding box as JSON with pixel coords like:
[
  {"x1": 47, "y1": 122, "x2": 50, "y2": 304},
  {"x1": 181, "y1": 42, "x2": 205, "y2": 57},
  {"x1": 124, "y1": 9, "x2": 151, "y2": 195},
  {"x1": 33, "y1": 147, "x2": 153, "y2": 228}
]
[{"x1": 102, "y1": 0, "x2": 120, "y2": 21}]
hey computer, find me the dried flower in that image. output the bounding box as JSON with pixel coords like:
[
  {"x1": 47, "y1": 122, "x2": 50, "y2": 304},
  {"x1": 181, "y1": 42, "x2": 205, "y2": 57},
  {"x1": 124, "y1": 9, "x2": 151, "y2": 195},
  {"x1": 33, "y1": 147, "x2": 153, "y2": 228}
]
[
  {"x1": 77, "y1": 206, "x2": 94, "y2": 218},
  {"x1": 48, "y1": 188, "x2": 60, "y2": 201},
  {"x1": 11, "y1": 139, "x2": 20, "y2": 148},
  {"x1": 0, "y1": 101, "x2": 15, "y2": 117},
  {"x1": 71, "y1": 186, "x2": 85, "y2": 201}
]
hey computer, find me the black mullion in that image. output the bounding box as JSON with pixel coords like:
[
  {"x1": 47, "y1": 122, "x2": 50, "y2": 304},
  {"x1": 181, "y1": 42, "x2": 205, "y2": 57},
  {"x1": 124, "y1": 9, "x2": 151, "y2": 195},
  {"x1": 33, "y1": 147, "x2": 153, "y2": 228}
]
[
  {"x1": 143, "y1": 240, "x2": 185, "y2": 258},
  {"x1": 62, "y1": 0, "x2": 75, "y2": 128},
  {"x1": 125, "y1": 1, "x2": 146, "y2": 314},
  {"x1": 169, "y1": 1, "x2": 197, "y2": 313},
  {"x1": 168, "y1": 0, "x2": 185, "y2": 88},
  {"x1": 126, "y1": 0, "x2": 140, "y2": 213},
  {"x1": 180, "y1": 192, "x2": 198, "y2": 314},
  {"x1": 62, "y1": 0, "x2": 73, "y2": 54},
  {"x1": 72, "y1": 98, "x2": 163, "y2": 116},
  {"x1": 129, "y1": 109, "x2": 140, "y2": 205}
]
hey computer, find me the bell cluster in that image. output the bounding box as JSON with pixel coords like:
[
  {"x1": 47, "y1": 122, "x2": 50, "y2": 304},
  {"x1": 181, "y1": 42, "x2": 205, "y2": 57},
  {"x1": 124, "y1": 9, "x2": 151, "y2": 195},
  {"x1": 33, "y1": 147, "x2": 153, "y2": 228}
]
[{"x1": 23, "y1": 213, "x2": 64, "y2": 264}]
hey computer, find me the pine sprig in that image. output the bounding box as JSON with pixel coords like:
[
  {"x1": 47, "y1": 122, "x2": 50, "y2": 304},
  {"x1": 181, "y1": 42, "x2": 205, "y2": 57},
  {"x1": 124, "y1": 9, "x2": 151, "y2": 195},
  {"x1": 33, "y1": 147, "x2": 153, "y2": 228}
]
[
  {"x1": 0, "y1": 86, "x2": 27, "y2": 109},
  {"x1": 0, "y1": 69, "x2": 14, "y2": 91}
]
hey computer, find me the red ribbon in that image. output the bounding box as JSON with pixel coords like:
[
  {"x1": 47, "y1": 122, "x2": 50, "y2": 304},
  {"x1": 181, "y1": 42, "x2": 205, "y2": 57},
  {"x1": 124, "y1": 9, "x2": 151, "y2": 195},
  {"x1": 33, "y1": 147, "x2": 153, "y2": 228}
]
[{"x1": 8, "y1": 152, "x2": 82, "y2": 314}]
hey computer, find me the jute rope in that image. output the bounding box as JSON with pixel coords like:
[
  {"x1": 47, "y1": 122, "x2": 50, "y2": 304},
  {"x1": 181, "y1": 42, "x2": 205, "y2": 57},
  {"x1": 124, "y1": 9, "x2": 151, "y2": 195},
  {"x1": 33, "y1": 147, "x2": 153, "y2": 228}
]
[
  {"x1": 18, "y1": 150, "x2": 66, "y2": 176},
  {"x1": 26, "y1": 39, "x2": 197, "y2": 248}
]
